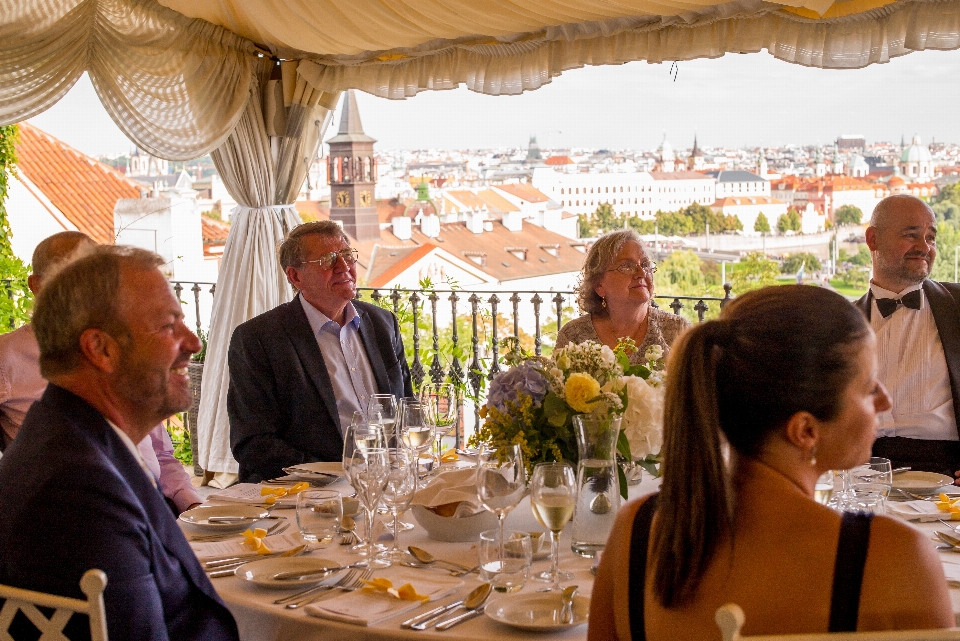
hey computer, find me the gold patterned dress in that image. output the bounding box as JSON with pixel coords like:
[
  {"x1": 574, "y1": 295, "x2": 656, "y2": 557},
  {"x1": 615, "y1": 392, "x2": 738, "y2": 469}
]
[{"x1": 554, "y1": 307, "x2": 691, "y2": 365}]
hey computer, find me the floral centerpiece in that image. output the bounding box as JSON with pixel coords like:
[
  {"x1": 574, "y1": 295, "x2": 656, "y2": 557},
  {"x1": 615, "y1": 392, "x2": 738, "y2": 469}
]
[{"x1": 470, "y1": 337, "x2": 667, "y2": 498}]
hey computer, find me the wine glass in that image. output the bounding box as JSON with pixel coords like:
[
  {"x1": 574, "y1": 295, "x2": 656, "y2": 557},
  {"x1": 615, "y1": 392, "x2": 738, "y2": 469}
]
[
  {"x1": 420, "y1": 383, "x2": 458, "y2": 473},
  {"x1": 380, "y1": 448, "x2": 418, "y2": 561},
  {"x1": 530, "y1": 461, "x2": 576, "y2": 590},
  {"x1": 476, "y1": 444, "x2": 526, "y2": 561},
  {"x1": 368, "y1": 394, "x2": 398, "y2": 446},
  {"x1": 814, "y1": 470, "x2": 835, "y2": 506},
  {"x1": 398, "y1": 401, "x2": 434, "y2": 459},
  {"x1": 848, "y1": 457, "x2": 893, "y2": 512},
  {"x1": 346, "y1": 446, "x2": 391, "y2": 568}
]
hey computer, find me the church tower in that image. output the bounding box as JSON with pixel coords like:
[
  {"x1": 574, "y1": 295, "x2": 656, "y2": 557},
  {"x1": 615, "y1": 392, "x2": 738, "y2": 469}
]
[
  {"x1": 327, "y1": 90, "x2": 379, "y2": 241},
  {"x1": 688, "y1": 134, "x2": 703, "y2": 171}
]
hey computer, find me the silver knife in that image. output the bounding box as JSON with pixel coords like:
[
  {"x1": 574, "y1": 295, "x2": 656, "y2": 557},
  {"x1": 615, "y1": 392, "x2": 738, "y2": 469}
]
[
  {"x1": 435, "y1": 605, "x2": 485, "y2": 631},
  {"x1": 401, "y1": 601, "x2": 463, "y2": 629}
]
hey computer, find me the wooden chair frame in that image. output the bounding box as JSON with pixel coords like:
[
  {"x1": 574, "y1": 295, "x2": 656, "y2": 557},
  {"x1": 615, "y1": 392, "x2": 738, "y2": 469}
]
[{"x1": 0, "y1": 569, "x2": 107, "y2": 641}]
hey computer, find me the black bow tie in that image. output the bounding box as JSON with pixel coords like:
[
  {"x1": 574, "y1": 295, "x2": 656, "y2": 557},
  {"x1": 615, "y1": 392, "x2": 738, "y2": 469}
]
[{"x1": 875, "y1": 289, "x2": 922, "y2": 318}]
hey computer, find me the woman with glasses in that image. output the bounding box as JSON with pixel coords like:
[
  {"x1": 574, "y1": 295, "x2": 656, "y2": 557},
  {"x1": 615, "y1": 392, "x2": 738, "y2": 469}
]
[{"x1": 556, "y1": 230, "x2": 690, "y2": 364}]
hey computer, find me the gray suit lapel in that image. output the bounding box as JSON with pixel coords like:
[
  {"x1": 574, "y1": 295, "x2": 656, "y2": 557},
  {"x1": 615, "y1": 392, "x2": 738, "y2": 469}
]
[
  {"x1": 924, "y1": 280, "x2": 960, "y2": 437},
  {"x1": 282, "y1": 295, "x2": 341, "y2": 433}
]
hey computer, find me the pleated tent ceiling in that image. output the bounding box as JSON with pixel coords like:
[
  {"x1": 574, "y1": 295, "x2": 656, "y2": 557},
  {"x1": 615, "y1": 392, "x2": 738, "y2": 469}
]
[{"x1": 2, "y1": 0, "x2": 960, "y2": 476}]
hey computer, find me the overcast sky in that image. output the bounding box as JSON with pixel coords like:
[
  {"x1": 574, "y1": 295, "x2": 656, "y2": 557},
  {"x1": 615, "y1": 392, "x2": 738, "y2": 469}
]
[{"x1": 27, "y1": 48, "x2": 960, "y2": 158}]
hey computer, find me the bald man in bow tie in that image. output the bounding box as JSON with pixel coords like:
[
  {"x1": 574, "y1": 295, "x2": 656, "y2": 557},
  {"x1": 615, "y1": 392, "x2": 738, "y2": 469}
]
[{"x1": 855, "y1": 194, "x2": 960, "y2": 480}]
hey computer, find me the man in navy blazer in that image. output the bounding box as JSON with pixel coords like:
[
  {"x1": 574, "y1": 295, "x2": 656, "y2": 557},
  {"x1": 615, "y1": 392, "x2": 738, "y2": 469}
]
[
  {"x1": 0, "y1": 247, "x2": 238, "y2": 641},
  {"x1": 228, "y1": 221, "x2": 412, "y2": 483},
  {"x1": 855, "y1": 195, "x2": 960, "y2": 479}
]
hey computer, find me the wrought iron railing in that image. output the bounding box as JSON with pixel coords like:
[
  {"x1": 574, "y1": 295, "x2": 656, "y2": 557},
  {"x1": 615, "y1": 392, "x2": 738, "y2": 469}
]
[{"x1": 164, "y1": 281, "x2": 730, "y2": 440}]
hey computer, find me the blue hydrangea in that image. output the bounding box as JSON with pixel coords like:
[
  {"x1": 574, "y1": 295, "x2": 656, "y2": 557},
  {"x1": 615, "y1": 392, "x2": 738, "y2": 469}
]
[{"x1": 487, "y1": 362, "x2": 548, "y2": 413}]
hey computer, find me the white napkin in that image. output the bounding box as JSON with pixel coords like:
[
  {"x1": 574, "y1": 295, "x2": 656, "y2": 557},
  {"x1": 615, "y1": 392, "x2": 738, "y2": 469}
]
[
  {"x1": 886, "y1": 500, "x2": 950, "y2": 522},
  {"x1": 206, "y1": 483, "x2": 299, "y2": 507},
  {"x1": 410, "y1": 469, "x2": 483, "y2": 517},
  {"x1": 941, "y1": 557, "x2": 960, "y2": 587},
  {"x1": 305, "y1": 569, "x2": 463, "y2": 626}
]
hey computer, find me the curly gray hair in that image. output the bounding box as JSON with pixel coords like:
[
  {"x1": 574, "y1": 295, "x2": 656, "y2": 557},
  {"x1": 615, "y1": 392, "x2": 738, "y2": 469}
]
[{"x1": 575, "y1": 229, "x2": 646, "y2": 317}]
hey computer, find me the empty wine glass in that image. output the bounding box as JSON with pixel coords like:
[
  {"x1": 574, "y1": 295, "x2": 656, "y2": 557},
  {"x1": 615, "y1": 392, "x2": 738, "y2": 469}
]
[
  {"x1": 342, "y1": 413, "x2": 385, "y2": 554},
  {"x1": 476, "y1": 444, "x2": 526, "y2": 562},
  {"x1": 380, "y1": 448, "x2": 418, "y2": 561},
  {"x1": 420, "y1": 383, "x2": 458, "y2": 473},
  {"x1": 368, "y1": 394, "x2": 398, "y2": 446},
  {"x1": 346, "y1": 446, "x2": 391, "y2": 568},
  {"x1": 530, "y1": 461, "x2": 576, "y2": 590}
]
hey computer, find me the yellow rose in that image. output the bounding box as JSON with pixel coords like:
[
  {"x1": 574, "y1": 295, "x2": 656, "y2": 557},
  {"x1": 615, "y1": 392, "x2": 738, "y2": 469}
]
[{"x1": 565, "y1": 372, "x2": 601, "y2": 413}]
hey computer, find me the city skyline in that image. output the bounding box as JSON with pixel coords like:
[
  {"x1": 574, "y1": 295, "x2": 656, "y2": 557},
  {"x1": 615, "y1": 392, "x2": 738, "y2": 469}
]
[{"x1": 26, "y1": 47, "x2": 960, "y2": 158}]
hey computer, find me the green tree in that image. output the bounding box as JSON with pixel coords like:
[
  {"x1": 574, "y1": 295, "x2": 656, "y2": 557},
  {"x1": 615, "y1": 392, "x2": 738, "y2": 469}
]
[
  {"x1": 754, "y1": 212, "x2": 771, "y2": 234},
  {"x1": 781, "y1": 252, "x2": 822, "y2": 274},
  {"x1": 776, "y1": 210, "x2": 802, "y2": 234},
  {"x1": 932, "y1": 218, "x2": 960, "y2": 282},
  {"x1": 731, "y1": 252, "x2": 780, "y2": 293},
  {"x1": 834, "y1": 205, "x2": 863, "y2": 226},
  {"x1": 0, "y1": 124, "x2": 31, "y2": 332},
  {"x1": 657, "y1": 250, "x2": 705, "y2": 292},
  {"x1": 578, "y1": 213, "x2": 595, "y2": 238},
  {"x1": 592, "y1": 202, "x2": 621, "y2": 234}
]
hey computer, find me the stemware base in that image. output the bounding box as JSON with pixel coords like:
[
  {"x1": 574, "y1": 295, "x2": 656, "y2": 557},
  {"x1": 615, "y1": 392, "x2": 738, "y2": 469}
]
[
  {"x1": 532, "y1": 570, "x2": 576, "y2": 583},
  {"x1": 354, "y1": 557, "x2": 391, "y2": 569}
]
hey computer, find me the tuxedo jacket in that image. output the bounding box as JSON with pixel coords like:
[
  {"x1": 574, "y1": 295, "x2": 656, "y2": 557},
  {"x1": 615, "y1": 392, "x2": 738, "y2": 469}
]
[
  {"x1": 0, "y1": 385, "x2": 238, "y2": 641},
  {"x1": 855, "y1": 279, "x2": 960, "y2": 438},
  {"x1": 228, "y1": 296, "x2": 412, "y2": 483}
]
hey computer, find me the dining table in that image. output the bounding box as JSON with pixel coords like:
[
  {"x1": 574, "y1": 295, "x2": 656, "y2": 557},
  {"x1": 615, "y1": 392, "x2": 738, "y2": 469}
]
[{"x1": 186, "y1": 471, "x2": 960, "y2": 641}]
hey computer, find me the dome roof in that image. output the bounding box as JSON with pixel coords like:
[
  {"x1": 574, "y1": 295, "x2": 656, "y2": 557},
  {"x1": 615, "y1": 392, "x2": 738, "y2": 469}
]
[
  {"x1": 888, "y1": 175, "x2": 906, "y2": 187},
  {"x1": 403, "y1": 180, "x2": 438, "y2": 218},
  {"x1": 900, "y1": 135, "x2": 932, "y2": 163}
]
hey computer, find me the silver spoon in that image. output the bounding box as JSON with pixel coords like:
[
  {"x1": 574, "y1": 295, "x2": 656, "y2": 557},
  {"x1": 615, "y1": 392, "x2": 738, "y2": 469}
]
[
  {"x1": 406, "y1": 583, "x2": 491, "y2": 630},
  {"x1": 433, "y1": 584, "x2": 494, "y2": 630},
  {"x1": 408, "y1": 546, "x2": 474, "y2": 572},
  {"x1": 560, "y1": 585, "x2": 578, "y2": 625}
]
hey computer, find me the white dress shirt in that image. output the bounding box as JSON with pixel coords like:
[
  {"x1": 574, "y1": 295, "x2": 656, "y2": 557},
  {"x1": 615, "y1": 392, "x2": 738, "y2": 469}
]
[
  {"x1": 870, "y1": 282, "x2": 958, "y2": 441},
  {"x1": 300, "y1": 297, "x2": 378, "y2": 437}
]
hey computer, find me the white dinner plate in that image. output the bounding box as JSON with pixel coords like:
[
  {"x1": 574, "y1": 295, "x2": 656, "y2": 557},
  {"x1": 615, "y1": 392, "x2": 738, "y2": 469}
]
[
  {"x1": 283, "y1": 462, "x2": 343, "y2": 482},
  {"x1": 485, "y1": 593, "x2": 589, "y2": 632},
  {"x1": 892, "y1": 471, "x2": 955, "y2": 495},
  {"x1": 178, "y1": 506, "x2": 270, "y2": 532},
  {"x1": 235, "y1": 556, "x2": 341, "y2": 589}
]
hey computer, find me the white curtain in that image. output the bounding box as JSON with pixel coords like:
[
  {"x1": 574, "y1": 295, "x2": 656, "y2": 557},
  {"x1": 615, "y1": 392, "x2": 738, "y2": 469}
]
[
  {"x1": 162, "y1": 0, "x2": 960, "y2": 99},
  {"x1": 197, "y1": 59, "x2": 340, "y2": 475},
  {"x1": 0, "y1": 0, "x2": 254, "y2": 159}
]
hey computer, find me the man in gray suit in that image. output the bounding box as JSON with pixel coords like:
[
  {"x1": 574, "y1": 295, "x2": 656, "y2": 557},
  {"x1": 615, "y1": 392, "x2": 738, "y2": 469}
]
[
  {"x1": 855, "y1": 194, "x2": 960, "y2": 479},
  {"x1": 228, "y1": 221, "x2": 412, "y2": 483}
]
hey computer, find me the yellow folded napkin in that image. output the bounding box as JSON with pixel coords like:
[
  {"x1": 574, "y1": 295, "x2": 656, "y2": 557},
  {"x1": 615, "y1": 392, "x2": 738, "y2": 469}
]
[
  {"x1": 935, "y1": 493, "x2": 960, "y2": 513},
  {"x1": 260, "y1": 481, "x2": 310, "y2": 505},
  {"x1": 359, "y1": 577, "x2": 430, "y2": 602},
  {"x1": 419, "y1": 449, "x2": 458, "y2": 463},
  {"x1": 242, "y1": 528, "x2": 273, "y2": 554}
]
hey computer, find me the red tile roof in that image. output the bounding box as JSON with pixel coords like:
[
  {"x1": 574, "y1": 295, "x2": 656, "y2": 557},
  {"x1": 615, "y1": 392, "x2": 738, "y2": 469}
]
[
  {"x1": 15, "y1": 122, "x2": 142, "y2": 244},
  {"x1": 649, "y1": 171, "x2": 711, "y2": 180},
  {"x1": 545, "y1": 156, "x2": 574, "y2": 165},
  {"x1": 201, "y1": 215, "x2": 230, "y2": 244},
  {"x1": 368, "y1": 243, "x2": 437, "y2": 288},
  {"x1": 496, "y1": 183, "x2": 551, "y2": 203}
]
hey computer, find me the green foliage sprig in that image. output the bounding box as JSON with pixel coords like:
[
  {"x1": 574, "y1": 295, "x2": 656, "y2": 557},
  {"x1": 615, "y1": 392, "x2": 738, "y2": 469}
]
[{"x1": 0, "y1": 124, "x2": 32, "y2": 332}]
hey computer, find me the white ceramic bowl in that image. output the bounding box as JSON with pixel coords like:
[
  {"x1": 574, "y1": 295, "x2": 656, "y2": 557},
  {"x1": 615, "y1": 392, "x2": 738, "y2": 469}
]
[{"x1": 411, "y1": 505, "x2": 499, "y2": 542}]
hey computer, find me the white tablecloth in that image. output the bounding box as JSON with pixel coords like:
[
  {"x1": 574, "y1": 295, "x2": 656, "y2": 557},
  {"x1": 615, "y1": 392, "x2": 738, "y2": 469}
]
[{"x1": 193, "y1": 475, "x2": 960, "y2": 641}]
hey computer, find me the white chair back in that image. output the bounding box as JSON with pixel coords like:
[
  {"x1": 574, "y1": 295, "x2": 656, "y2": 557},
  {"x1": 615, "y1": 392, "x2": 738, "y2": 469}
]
[
  {"x1": 0, "y1": 569, "x2": 108, "y2": 641},
  {"x1": 717, "y1": 604, "x2": 960, "y2": 641}
]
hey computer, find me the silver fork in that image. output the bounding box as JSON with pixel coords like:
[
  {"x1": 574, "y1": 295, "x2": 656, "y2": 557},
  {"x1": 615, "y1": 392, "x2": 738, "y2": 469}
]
[
  {"x1": 193, "y1": 520, "x2": 288, "y2": 543},
  {"x1": 291, "y1": 568, "x2": 373, "y2": 609},
  {"x1": 278, "y1": 569, "x2": 358, "y2": 608}
]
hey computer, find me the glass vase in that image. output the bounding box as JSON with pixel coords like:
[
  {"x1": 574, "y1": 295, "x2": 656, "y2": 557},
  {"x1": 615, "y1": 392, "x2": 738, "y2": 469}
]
[{"x1": 570, "y1": 414, "x2": 621, "y2": 558}]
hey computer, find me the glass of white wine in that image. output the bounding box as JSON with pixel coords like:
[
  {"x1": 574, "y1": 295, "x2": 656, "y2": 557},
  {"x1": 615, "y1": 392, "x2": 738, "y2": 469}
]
[
  {"x1": 814, "y1": 470, "x2": 835, "y2": 506},
  {"x1": 346, "y1": 446, "x2": 391, "y2": 568},
  {"x1": 368, "y1": 394, "x2": 398, "y2": 446},
  {"x1": 530, "y1": 461, "x2": 576, "y2": 590},
  {"x1": 398, "y1": 401, "x2": 434, "y2": 458}
]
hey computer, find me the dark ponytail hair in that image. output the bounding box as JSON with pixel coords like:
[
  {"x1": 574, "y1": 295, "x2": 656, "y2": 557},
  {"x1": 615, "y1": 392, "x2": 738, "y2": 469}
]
[{"x1": 651, "y1": 285, "x2": 870, "y2": 608}]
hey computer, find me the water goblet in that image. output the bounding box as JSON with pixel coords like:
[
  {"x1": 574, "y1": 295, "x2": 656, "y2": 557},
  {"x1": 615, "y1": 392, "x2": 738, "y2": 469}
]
[
  {"x1": 346, "y1": 447, "x2": 391, "y2": 568},
  {"x1": 420, "y1": 383, "x2": 458, "y2": 473},
  {"x1": 476, "y1": 444, "x2": 526, "y2": 560},
  {"x1": 296, "y1": 490, "x2": 342, "y2": 544},
  {"x1": 380, "y1": 448, "x2": 418, "y2": 561},
  {"x1": 850, "y1": 457, "x2": 893, "y2": 498},
  {"x1": 530, "y1": 462, "x2": 577, "y2": 590}
]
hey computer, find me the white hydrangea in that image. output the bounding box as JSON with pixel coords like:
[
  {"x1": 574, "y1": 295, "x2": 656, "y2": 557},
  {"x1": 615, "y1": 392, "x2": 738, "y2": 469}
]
[{"x1": 620, "y1": 375, "x2": 665, "y2": 459}]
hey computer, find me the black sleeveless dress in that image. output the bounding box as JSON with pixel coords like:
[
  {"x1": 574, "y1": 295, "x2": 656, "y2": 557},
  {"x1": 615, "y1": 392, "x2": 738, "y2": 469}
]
[{"x1": 627, "y1": 495, "x2": 873, "y2": 640}]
